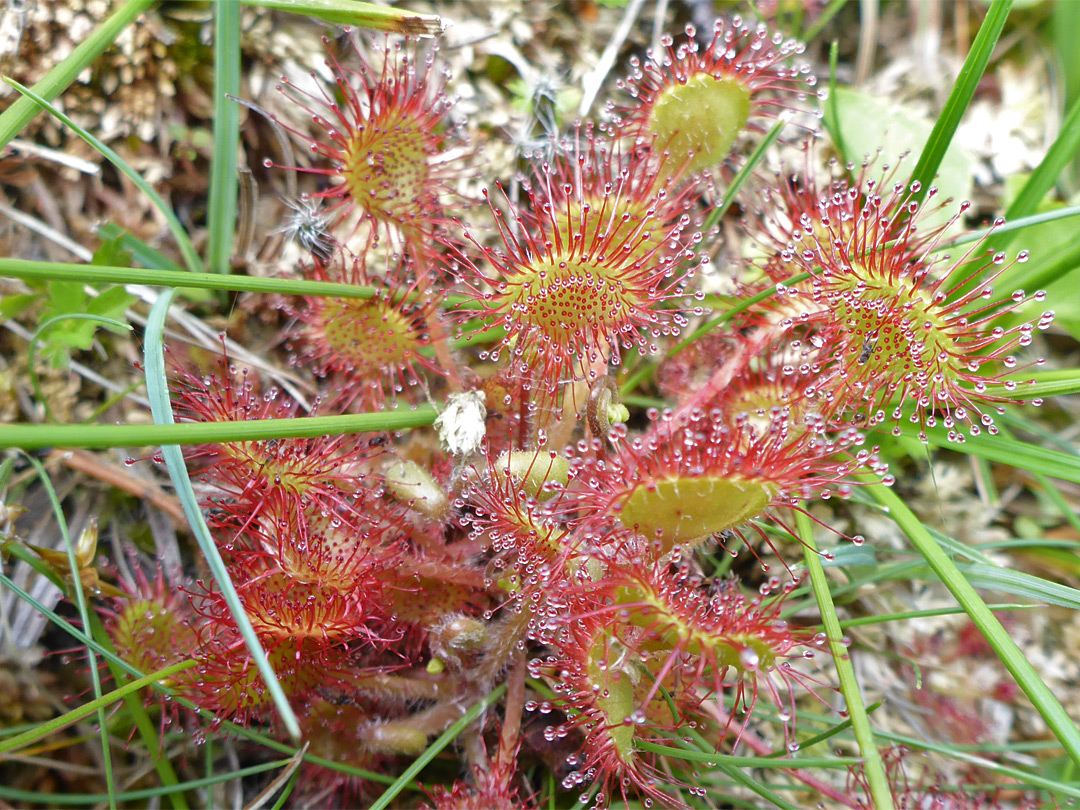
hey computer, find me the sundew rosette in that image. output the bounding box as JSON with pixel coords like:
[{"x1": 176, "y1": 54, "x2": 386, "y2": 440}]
[
  {"x1": 456, "y1": 132, "x2": 704, "y2": 408},
  {"x1": 773, "y1": 182, "x2": 1053, "y2": 440},
  {"x1": 268, "y1": 33, "x2": 468, "y2": 246},
  {"x1": 287, "y1": 250, "x2": 444, "y2": 410}
]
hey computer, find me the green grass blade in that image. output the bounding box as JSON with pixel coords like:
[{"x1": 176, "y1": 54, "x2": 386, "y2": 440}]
[
  {"x1": 866, "y1": 481, "x2": 1080, "y2": 770},
  {"x1": 0, "y1": 407, "x2": 438, "y2": 450},
  {"x1": 208, "y1": 0, "x2": 241, "y2": 275},
  {"x1": 872, "y1": 728, "x2": 1080, "y2": 798},
  {"x1": 242, "y1": 0, "x2": 442, "y2": 35},
  {"x1": 710, "y1": 761, "x2": 800, "y2": 810},
  {"x1": 95, "y1": 224, "x2": 185, "y2": 272},
  {"x1": 22, "y1": 455, "x2": 117, "y2": 809},
  {"x1": 795, "y1": 510, "x2": 894, "y2": 810},
  {"x1": 3, "y1": 80, "x2": 203, "y2": 273},
  {"x1": 935, "y1": 202, "x2": 1080, "y2": 251},
  {"x1": 86, "y1": 612, "x2": 189, "y2": 810},
  {"x1": 907, "y1": 0, "x2": 1012, "y2": 207},
  {"x1": 0, "y1": 659, "x2": 196, "y2": 755},
  {"x1": 0, "y1": 258, "x2": 477, "y2": 307},
  {"x1": 0, "y1": 0, "x2": 155, "y2": 149},
  {"x1": 1, "y1": 571, "x2": 399, "y2": 787},
  {"x1": 142, "y1": 290, "x2": 301, "y2": 740},
  {"x1": 998, "y1": 369, "x2": 1080, "y2": 399},
  {"x1": 368, "y1": 684, "x2": 508, "y2": 810},
  {"x1": 995, "y1": 91, "x2": 1080, "y2": 254},
  {"x1": 0, "y1": 759, "x2": 287, "y2": 806},
  {"x1": 834, "y1": 604, "x2": 1032, "y2": 630},
  {"x1": 704, "y1": 118, "x2": 786, "y2": 232},
  {"x1": 633, "y1": 744, "x2": 861, "y2": 769},
  {"x1": 896, "y1": 424, "x2": 1080, "y2": 485}
]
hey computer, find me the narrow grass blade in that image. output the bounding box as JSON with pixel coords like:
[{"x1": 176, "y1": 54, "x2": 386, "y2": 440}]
[
  {"x1": 795, "y1": 510, "x2": 894, "y2": 810},
  {"x1": 368, "y1": 685, "x2": 508, "y2": 810},
  {"x1": 3, "y1": 80, "x2": 203, "y2": 273},
  {"x1": 0, "y1": 759, "x2": 290, "y2": 806},
  {"x1": 242, "y1": 0, "x2": 442, "y2": 35},
  {"x1": 995, "y1": 91, "x2": 1080, "y2": 254},
  {"x1": 634, "y1": 744, "x2": 861, "y2": 769},
  {"x1": 935, "y1": 202, "x2": 1080, "y2": 251},
  {"x1": 23, "y1": 455, "x2": 117, "y2": 809},
  {"x1": 0, "y1": 659, "x2": 196, "y2": 755},
  {"x1": 711, "y1": 761, "x2": 800, "y2": 810},
  {"x1": 95, "y1": 224, "x2": 184, "y2": 273},
  {"x1": 835, "y1": 604, "x2": 1032, "y2": 630},
  {"x1": 0, "y1": 407, "x2": 438, "y2": 450},
  {"x1": 866, "y1": 481, "x2": 1080, "y2": 770},
  {"x1": 873, "y1": 728, "x2": 1080, "y2": 798},
  {"x1": 142, "y1": 290, "x2": 300, "y2": 740},
  {"x1": 704, "y1": 118, "x2": 786, "y2": 232},
  {"x1": 87, "y1": 612, "x2": 189, "y2": 810},
  {"x1": 907, "y1": 0, "x2": 1012, "y2": 207},
  {"x1": 208, "y1": 0, "x2": 241, "y2": 275},
  {"x1": 0, "y1": 258, "x2": 476, "y2": 307},
  {"x1": 896, "y1": 424, "x2": 1080, "y2": 485},
  {"x1": 0, "y1": 0, "x2": 155, "y2": 149},
  {"x1": 998, "y1": 369, "x2": 1080, "y2": 400}
]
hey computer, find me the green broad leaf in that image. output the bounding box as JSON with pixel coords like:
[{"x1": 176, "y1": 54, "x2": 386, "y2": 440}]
[
  {"x1": 86, "y1": 287, "x2": 136, "y2": 334},
  {"x1": 90, "y1": 235, "x2": 133, "y2": 269},
  {"x1": 0, "y1": 293, "x2": 38, "y2": 320},
  {"x1": 46, "y1": 280, "x2": 86, "y2": 315},
  {"x1": 37, "y1": 281, "x2": 134, "y2": 367},
  {"x1": 830, "y1": 86, "x2": 974, "y2": 230}
]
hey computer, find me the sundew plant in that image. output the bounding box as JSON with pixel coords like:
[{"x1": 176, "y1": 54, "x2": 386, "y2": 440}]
[{"x1": 1, "y1": 1, "x2": 1080, "y2": 809}]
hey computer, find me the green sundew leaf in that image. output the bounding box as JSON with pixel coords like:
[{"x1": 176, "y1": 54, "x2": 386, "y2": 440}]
[
  {"x1": 907, "y1": 0, "x2": 1012, "y2": 209},
  {"x1": 897, "y1": 424, "x2": 1080, "y2": 485},
  {"x1": 830, "y1": 86, "x2": 974, "y2": 230}
]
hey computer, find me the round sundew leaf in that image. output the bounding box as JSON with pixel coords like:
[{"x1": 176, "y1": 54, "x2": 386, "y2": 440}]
[
  {"x1": 317, "y1": 297, "x2": 421, "y2": 375},
  {"x1": 496, "y1": 450, "x2": 570, "y2": 501},
  {"x1": 587, "y1": 636, "x2": 637, "y2": 761},
  {"x1": 385, "y1": 458, "x2": 449, "y2": 520},
  {"x1": 647, "y1": 74, "x2": 751, "y2": 175},
  {"x1": 342, "y1": 107, "x2": 430, "y2": 226},
  {"x1": 617, "y1": 475, "x2": 775, "y2": 549}
]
